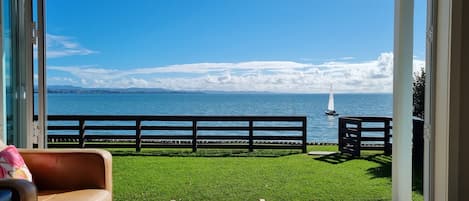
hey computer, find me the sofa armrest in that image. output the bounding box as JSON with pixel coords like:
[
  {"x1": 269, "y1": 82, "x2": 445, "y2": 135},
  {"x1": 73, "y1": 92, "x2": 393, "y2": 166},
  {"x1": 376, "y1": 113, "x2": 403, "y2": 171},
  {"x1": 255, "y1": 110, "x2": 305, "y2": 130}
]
[
  {"x1": 0, "y1": 179, "x2": 37, "y2": 201},
  {"x1": 19, "y1": 149, "x2": 112, "y2": 193}
]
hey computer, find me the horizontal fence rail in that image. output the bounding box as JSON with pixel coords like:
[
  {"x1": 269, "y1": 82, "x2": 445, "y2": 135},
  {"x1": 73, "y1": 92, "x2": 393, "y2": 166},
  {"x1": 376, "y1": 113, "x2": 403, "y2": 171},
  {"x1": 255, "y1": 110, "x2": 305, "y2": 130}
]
[{"x1": 40, "y1": 115, "x2": 307, "y2": 153}]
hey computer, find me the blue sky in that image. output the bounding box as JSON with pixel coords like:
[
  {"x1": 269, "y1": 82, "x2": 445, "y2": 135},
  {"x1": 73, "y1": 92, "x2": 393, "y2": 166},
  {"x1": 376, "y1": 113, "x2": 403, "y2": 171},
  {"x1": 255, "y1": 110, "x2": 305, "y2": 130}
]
[{"x1": 46, "y1": 0, "x2": 427, "y2": 93}]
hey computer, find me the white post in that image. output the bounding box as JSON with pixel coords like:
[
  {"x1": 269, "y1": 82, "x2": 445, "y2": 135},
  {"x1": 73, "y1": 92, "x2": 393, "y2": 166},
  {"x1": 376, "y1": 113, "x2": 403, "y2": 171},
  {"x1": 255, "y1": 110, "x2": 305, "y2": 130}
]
[
  {"x1": 393, "y1": 0, "x2": 414, "y2": 200},
  {"x1": 37, "y1": 0, "x2": 47, "y2": 148}
]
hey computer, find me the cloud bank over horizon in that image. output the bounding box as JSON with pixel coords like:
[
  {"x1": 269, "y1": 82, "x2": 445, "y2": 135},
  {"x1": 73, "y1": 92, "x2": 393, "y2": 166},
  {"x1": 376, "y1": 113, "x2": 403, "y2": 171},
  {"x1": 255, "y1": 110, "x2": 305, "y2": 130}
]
[{"x1": 48, "y1": 52, "x2": 425, "y2": 93}]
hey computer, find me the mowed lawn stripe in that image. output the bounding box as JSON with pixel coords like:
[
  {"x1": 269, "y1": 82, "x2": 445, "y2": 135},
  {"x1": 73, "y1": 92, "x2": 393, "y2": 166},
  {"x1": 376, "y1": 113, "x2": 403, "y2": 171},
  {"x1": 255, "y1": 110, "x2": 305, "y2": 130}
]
[{"x1": 112, "y1": 147, "x2": 423, "y2": 201}]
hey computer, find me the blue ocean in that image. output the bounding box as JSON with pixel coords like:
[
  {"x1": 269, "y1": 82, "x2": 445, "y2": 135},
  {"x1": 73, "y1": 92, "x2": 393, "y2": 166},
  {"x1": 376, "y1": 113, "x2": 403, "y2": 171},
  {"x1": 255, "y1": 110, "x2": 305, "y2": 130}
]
[{"x1": 43, "y1": 93, "x2": 392, "y2": 143}]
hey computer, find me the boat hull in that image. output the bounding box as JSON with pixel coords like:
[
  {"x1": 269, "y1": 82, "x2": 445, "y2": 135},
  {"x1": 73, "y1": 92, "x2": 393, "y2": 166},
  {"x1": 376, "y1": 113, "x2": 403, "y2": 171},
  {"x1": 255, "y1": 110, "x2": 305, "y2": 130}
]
[{"x1": 325, "y1": 110, "x2": 339, "y2": 116}]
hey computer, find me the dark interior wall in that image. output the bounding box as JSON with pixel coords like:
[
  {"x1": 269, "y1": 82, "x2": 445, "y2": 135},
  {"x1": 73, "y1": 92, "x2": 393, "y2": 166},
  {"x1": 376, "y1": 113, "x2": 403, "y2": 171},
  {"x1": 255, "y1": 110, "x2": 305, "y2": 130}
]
[{"x1": 458, "y1": 0, "x2": 469, "y2": 200}]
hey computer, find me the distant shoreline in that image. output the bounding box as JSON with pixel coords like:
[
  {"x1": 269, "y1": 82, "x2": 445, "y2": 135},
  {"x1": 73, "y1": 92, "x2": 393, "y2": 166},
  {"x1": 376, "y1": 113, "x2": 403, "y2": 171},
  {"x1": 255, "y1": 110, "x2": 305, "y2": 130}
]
[
  {"x1": 41, "y1": 91, "x2": 393, "y2": 95},
  {"x1": 35, "y1": 85, "x2": 392, "y2": 95}
]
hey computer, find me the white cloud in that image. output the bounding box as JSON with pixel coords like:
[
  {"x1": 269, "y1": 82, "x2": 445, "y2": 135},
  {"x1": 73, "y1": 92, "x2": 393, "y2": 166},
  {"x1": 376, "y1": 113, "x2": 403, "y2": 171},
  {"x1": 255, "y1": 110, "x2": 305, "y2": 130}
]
[
  {"x1": 46, "y1": 34, "x2": 97, "y2": 58},
  {"x1": 339, "y1": 56, "x2": 355, "y2": 60},
  {"x1": 48, "y1": 52, "x2": 425, "y2": 93},
  {"x1": 126, "y1": 61, "x2": 310, "y2": 75},
  {"x1": 48, "y1": 76, "x2": 79, "y2": 85}
]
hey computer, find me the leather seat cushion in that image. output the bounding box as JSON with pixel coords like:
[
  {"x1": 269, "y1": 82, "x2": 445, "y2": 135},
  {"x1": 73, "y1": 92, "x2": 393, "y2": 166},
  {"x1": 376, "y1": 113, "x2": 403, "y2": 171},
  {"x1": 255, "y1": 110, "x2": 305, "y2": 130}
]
[{"x1": 38, "y1": 189, "x2": 111, "y2": 201}]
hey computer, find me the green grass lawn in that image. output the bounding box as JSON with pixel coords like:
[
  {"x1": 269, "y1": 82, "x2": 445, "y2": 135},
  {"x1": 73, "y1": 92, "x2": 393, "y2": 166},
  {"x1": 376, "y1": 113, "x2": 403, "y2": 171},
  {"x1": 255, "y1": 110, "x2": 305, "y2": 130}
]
[{"x1": 111, "y1": 146, "x2": 423, "y2": 201}]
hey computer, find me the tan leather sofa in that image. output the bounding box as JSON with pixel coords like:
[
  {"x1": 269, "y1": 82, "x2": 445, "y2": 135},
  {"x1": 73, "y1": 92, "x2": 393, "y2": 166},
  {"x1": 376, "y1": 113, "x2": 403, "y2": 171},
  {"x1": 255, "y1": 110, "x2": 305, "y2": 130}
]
[{"x1": 0, "y1": 149, "x2": 112, "y2": 201}]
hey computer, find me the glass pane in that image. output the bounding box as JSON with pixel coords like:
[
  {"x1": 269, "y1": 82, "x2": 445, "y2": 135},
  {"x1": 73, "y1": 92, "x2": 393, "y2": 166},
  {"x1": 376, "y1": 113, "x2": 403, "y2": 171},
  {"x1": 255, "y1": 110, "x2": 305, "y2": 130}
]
[{"x1": 2, "y1": 0, "x2": 20, "y2": 145}]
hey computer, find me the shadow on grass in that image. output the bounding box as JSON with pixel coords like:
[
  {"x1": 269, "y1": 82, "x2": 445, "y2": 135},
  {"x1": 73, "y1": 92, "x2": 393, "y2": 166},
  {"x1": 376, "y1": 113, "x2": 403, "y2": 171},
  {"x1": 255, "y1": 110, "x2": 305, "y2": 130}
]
[
  {"x1": 314, "y1": 153, "x2": 356, "y2": 164},
  {"x1": 315, "y1": 152, "x2": 423, "y2": 195},
  {"x1": 365, "y1": 154, "x2": 423, "y2": 195},
  {"x1": 314, "y1": 151, "x2": 392, "y2": 165},
  {"x1": 364, "y1": 154, "x2": 392, "y2": 179},
  {"x1": 109, "y1": 148, "x2": 303, "y2": 158}
]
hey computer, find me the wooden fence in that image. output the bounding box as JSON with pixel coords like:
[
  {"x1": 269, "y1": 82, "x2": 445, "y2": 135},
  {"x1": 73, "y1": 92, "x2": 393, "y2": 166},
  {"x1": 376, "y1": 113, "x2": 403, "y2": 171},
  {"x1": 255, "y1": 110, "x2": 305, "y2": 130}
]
[
  {"x1": 44, "y1": 115, "x2": 307, "y2": 153},
  {"x1": 338, "y1": 116, "x2": 424, "y2": 157},
  {"x1": 338, "y1": 116, "x2": 392, "y2": 156}
]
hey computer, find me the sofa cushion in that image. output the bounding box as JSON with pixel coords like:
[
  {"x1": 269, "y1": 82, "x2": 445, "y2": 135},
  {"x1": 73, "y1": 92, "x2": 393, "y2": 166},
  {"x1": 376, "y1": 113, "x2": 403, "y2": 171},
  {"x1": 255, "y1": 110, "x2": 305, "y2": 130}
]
[
  {"x1": 0, "y1": 146, "x2": 33, "y2": 182},
  {"x1": 20, "y1": 149, "x2": 111, "y2": 191},
  {"x1": 38, "y1": 189, "x2": 111, "y2": 201}
]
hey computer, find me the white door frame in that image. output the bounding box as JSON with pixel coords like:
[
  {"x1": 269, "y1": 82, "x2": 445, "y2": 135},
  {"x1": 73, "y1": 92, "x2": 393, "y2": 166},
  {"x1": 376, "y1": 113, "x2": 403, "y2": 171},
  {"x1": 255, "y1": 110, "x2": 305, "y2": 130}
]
[
  {"x1": 424, "y1": 0, "x2": 436, "y2": 200},
  {"x1": 431, "y1": 0, "x2": 463, "y2": 200},
  {"x1": 16, "y1": 0, "x2": 34, "y2": 148},
  {"x1": 36, "y1": 0, "x2": 47, "y2": 148}
]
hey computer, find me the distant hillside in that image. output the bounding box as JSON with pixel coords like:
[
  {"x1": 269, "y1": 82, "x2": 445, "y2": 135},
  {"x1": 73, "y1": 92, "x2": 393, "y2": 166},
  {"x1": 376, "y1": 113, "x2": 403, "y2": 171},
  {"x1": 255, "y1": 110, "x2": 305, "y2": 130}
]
[
  {"x1": 36, "y1": 85, "x2": 284, "y2": 94},
  {"x1": 41, "y1": 85, "x2": 202, "y2": 94}
]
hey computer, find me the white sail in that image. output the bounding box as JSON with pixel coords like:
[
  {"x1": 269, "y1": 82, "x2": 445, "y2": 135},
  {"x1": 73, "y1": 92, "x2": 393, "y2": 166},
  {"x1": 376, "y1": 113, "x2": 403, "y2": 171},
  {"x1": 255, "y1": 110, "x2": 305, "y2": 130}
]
[{"x1": 327, "y1": 85, "x2": 334, "y2": 111}]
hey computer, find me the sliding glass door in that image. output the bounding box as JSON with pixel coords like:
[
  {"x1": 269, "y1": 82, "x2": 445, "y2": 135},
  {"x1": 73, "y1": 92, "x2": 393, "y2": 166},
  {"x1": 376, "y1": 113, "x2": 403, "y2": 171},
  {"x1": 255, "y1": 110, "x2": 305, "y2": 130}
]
[
  {"x1": 2, "y1": 0, "x2": 22, "y2": 146},
  {"x1": 0, "y1": 0, "x2": 45, "y2": 148}
]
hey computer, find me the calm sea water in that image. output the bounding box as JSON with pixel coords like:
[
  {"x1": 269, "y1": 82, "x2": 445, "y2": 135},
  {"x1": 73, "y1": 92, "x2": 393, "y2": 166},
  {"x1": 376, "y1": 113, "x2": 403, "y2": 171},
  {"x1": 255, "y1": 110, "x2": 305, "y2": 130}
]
[{"x1": 41, "y1": 93, "x2": 392, "y2": 143}]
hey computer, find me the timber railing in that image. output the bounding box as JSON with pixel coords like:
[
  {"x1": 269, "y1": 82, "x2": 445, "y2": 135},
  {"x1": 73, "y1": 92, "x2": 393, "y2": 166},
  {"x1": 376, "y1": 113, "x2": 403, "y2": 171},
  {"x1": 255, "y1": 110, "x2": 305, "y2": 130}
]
[
  {"x1": 338, "y1": 116, "x2": 424, "y2": 157},
  {"x1": 43, "y1": 115, "x2": 307, "y2": 153},
  {"x1": 338, "y1": 116, "x2": 392, "y2": 156}
]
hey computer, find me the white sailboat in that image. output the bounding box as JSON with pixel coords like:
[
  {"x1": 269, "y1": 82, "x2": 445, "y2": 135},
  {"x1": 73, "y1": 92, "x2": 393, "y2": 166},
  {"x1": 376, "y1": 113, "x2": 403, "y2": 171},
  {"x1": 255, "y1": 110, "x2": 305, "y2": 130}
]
[{"x1": 325, "y1": 85, "x2": 339, "y2": 116}]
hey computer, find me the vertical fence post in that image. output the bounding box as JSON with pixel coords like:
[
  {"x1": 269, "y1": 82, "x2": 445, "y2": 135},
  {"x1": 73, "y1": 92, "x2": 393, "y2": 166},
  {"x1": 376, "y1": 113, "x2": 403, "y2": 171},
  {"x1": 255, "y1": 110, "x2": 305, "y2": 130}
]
[
  {"x1": 136, "y1": 120, "x2": 142, "y2": 152},
  {"x1": 338, "y1": 118, "x2": 344, "y2": 153},
  {"x1": 192, "y1": 120, "x2": 197, "y2": 152},
  {"x1": 384, "y1": 119, "x2": 391, "y2": 155},
  {"x1": 302, "y1": 117, "x2": 307, "y2": 153},
  {"x1": 79, "y1": 119, "x2": 85, "y2": 148},
  {"x1": 248, "y1": 120, "x2": 253, "y2": 152},
  {"x1": 356, "y1": 120, "x2": 362, "y2": 157}
]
